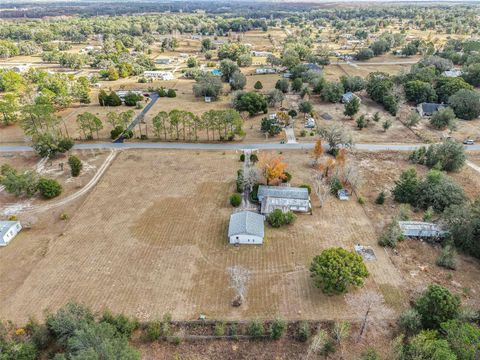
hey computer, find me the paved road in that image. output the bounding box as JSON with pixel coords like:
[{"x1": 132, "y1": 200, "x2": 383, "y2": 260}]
[
  {"x1": 1, "y1": 142, "x2": 479, "y2": 153},
  {"x1": 113, "y1": 93, "x2": 159, "y2": 143},
  {"x1": 332, "y1": 60, "x2": 418, "y2": 66}
]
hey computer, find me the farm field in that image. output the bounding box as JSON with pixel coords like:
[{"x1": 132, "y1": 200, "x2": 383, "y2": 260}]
[{"x1": 2, "y1": 148, "x2": 479, "y2": 328}]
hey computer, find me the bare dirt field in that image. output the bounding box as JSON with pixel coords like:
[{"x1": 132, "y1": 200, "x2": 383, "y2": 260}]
[{"x1": 0, "y1": 149, "x2": 405, "y2": 325}]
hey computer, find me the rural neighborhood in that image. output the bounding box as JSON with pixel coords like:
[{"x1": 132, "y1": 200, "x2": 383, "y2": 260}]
[{"x1": 0, "y1": 1, "x2": 480, "y2": 359}]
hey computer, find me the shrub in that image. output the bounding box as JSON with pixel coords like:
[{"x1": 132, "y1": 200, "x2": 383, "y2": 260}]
[
  {"x1": 415, "y1": 284, "x2": 460, "y2": 329},
  {"x1": 250, "y1": 153, "x2": 258, "y2": 163},
  {"x1": 375, "y1": 191, "x2": 385, "y2": 204},
  {"x1": 358, "y1": 196, "x2": 365, "y2": 205},
  {"x1": 266, "y1": 209, "x2": 296, "y2": 228},
  {"x1": 378, "y1": 218, "x2": 403, "y2": 248},
  {"x1": 60, "y1": 213, "x2": 68, "y2": 220},
  {"x1": 310, "y1": 247, "x2": 369, "y2": 294},
  {"x1": 436, "y1": 244, "x2": 457, "y2": 270},
  {"x1": 296, "y1": 321, "x2": 310, "y2": 342},
  {"x1": 68, "y1": 155, "x2": 82, "y2": 177},
  {"x1": 239, "y1": 154, "x2": 245, "y2": 162},
  {"x1": 229, "y1": 322, "x2": 238, "y2": 339},
  {"x1": 288, "y1": 109, "x2": 297, "y2": 118},
  {"x1": 247, "y1": 320, "x2": 264, "y2": 339},
  {"x1": 329, "y1": 176, "x2": 343, "y2": 196},
  {"x1": 157, "y1": 88, "x2": 167, "y2": 97},
  {"x1": 214, "y1": 322, "x2": 225, "y2": 336},
  {"x1": 100, "y1": 310, "x2": 138, "y2": 338},
  {"x1": 236, "y1": 169, "x2": 244, "y2": 193},
  {"x1": 230, "y1": 193, "x2": 242, "y2": 207},
  {"x1": 167, "y1": 89, "x2": 176, "y2": 98},
  {"x1": 110, "y1": 126, "x2": 124, "y2": 140},
  {"x1": 270, "y1": 319, "x2": 286, "y2": 340},
  {"x1": 46, "y1": 303, "x2": 94, "y2": 346},
  {"x1": 358, "y1": 348, "x2": 381, "y2": 360},
  {"x1": 145, "y1": 320, "x2": 161, "y2": 341},
  {"x1": 37, "y1": 177, "x2": 62, "y2": 199},
  {"x1": 26, "y1": 317, "x2": 51, "y2": 350},
  {"x1": 399, "y1": 308, "x2": 422, "y2": 335}
]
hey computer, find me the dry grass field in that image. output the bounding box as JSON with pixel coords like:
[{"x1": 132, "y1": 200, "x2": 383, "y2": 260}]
[{"x1": 0, "y1": 149, "x2": 407, "y2": 325}]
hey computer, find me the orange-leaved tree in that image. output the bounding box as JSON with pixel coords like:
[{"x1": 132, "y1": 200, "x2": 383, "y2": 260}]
[
  {"x1": 313, "y1": 139, "x2": 324, "y2": 166},
  {"x1": 258, "y1": 152, "x2": 288, "y2": 185}
]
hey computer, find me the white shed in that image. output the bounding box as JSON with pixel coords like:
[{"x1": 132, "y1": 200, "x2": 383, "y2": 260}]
[
  {"x1": 228, "y1": 211, "x2": 264, "y2": 245},
  {"x1": 0, "y1": 221, "x2": 22, "y2": 246}
]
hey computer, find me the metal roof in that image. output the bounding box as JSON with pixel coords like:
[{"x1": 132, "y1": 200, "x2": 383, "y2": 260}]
[
  {"x1": 258, "y1": 186, "x2": 309, "y2": 201},
  {"x1": 398, "y1": 221, "x2": 447, "y2": 237},
  {"x1": 0, "y1": 221, "x2": 21, "y2": 245},
  {"x1": 419, "y1": 103, "x2": 444, "y2": 114},
  {"x1": 228, "y1": 211, "x2": 264, "y2": 237}
]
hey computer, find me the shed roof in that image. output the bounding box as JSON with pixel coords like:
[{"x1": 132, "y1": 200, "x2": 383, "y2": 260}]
[
  {"x1": 0, "y1": 221, "x2": 20, "y2": 245},
  {"x1": 228, "y1": 211, "x2": 264, "y2": 237},
  {"x1": 419, "y1": 103, "x2": 444, "y2": 114},
  {"x1": 398, "y1": 221, "x2": 447, "y2": 237},
  {"x1": 258, "y1": 186, "x2": 309, "y2": 200},
  {"x1": 305, "y1": 63, "x2": 322, "y2": 72}
]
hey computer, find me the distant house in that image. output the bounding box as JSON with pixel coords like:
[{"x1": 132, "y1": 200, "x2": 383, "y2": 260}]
[
  {"x1": 204, "y1": 96, "x2": 212, "y2": 103},
  {"x1": 115, "y1": 90, "x2": 143, "y2": 102},
  {"x1": 417, "y1": 102, "x2": 445, "y2": 117},
  {"x1": 252, "y1": 51, "x2": 273, "y2": 57},
  {"x1": 399, "y1": 221, "x2": 447, "y2": 239},
  {"x1": 11, "y1": 64, "x2": 30, "y2": 73},
  {"x1": 255, "y1": 68, "x2": 277, "y2": 74},
  {"x1": 257, "y1": 186, "x2": 311, "y2": 215},
  {"x1": 211, "y1": 69, "x2": 222, "y2": 76},
  {"x1": 143, "y1": 71, "x2": 174, "y2": 80},
  {"x1": 0, "y1": 221, "x2": 22, "y2": 247},
  {"x1": 341, "y1": 92, "x2": 359, "y2": 103},
  {"x1": 442, "y1": 69, "x2": 462, "y2": 78},
  {"x1": 305, "y1": 63, "x2": 322, "y2": 73},
  {"x1": 155, "y1": 58, "x2": 171, "y2": 65},
  {"x1": 228, "y1": 211, "x2": 265, "y2": 245},
  {"x1": 283, "y1": 72, "x2": 292, "y2": 78}
]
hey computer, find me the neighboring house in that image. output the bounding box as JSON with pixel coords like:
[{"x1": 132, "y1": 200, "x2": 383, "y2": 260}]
[
  {"x1": 228, "y1": 211, "x2": 265, "y2": 245},
  {"x1": 442, "y1": 69, "x2": 463, "y2": 78},
  {"x1": 257, "y1": 186, "x2": 311, "y2": 215},
  {"x1": 115, "y1": 90, "x2": 143, "y2": 102},
  {"x1": 305, "y1": 63, "x2": 323, "y2": 73},
  {"x1": 143, "y1": 71, "x2": 174, "y2": 80},
  {"x1": 399, "y1": 221, "x2": 447, "y2": 239},
  {"x1": 341, "y1": 92, "x2": 359, "y2": 103},
  {"x1": 155, "y1": 58, "x2": 171, "y2": 65},
  {"x1": 11, "y1": 64, "x2": 30, "y2": 73},
  {"x1": 417, "y1": 102, "x2": 445, "y2": 117},
  {"x1": 0, "y1": 221, "x2": 22, "y2": 247},
  {"x1": 252, "y1": 51, "x2": 273, "y2": 57},
  {"x1": 255, "y1": 68, "x2": 277, "y2": 74},
  {"x1": 305, "y1": 117, "x2": 315, "y2": 128}
]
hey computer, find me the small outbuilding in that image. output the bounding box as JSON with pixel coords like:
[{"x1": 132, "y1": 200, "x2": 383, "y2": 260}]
[
  {"x1": 398, "y1": 221, "x2": 447, "y2": 239},
  {"x1": 442, "y1": 69, "x2": 462, "y2": 78},
  {"x1": 341, "y1": 92, "x2": 358, "y2": 104},
  {"x1": 228, "y1": 211, "x2": 265, "y2": 245},
  {"x1": 258, "y1": 186, "x2": 311, "y2": 215},
  {"x1": 0, "y1": 221, "x2": 22, "y2": 247},
  {"x1": 417, "y1": 102, "x2": 445, "y2": 117}
]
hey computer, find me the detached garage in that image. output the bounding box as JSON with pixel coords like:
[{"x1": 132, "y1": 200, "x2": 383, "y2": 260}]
[
  {"x1": 0, "y1": 221, "x2": 22, "y2": 247},
  {"x1": 228, "y1": 211, "x2": 264, "y2": 245}
]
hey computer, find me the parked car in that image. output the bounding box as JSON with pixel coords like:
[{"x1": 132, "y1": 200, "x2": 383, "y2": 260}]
[{"x1": 463, "y1": 139, "x2": 475, "y2": 145}]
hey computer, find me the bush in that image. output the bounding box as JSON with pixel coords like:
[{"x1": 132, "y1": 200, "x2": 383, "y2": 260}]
[
  {"x1": 415, "y1": 284, "x2": 460, "y2": 329},
  {"x1": 100, "y1": 310, "x2": 138, "y2": 338},
  {"x1": 375, "y1": 191, "x2": 385, "y2": 204},
  {"x1": 157, "y1": 88, "x2": 167, "y2": 97},
  {"x1": 378, "y1": 218, "x2": 403, "y2": 248},
  {"x1": 26, "y1": 318, "x2": 51, "y2": 350},
  {"x1": 37, "y1": 177, "x2": 62, "y2": 199},
  {"x1": 296, "y1": 321, "x2": 310, "y2": 342},
  {"x1": 214, "y1": 322, "x2": 225, "y2": 336},
  {"x1": 145, "y1": 320, "x2": 161, "y2": 342},
  {"x1": 330, "y1": 176, "x2": 343, "y2": 196},
  {"x1": 110, "y1": 126, "x2": 124, "y2": 139},
  {"x1": 358, "y1": 348, "x2": 381, "y2": 360},
  {"x1": 46, "y1": 303, "x2": 95, "y2": 346},
  {"x1": 229, "y1": 322, "x2": 238, "y2": 339},
  {"x1": 270, "y1": 319, "x2": 286, "y2": 340},
  {"x1": 68, "y1": 155, "x2": 82, "y2": 177},
  {"x1": 230, "y1": 193, "x2": 242, "y2": 207},
  {"x1": 247, "y1": 320, "x2": 264, "y2": 339},
  {"x1": 358, "y1": 196, "x2": 365, "y2": 205},
  {"x1": 288, "y1": 109, "x2": 297, "y2": 118},
  {"x1": 167, "y1": 89, "x2": 176, "y2": 98},
  {"x1": 398, "y1": 308, "x2": 422, "y2": 335},
  {"x1": 239, "y1": 153, "x2": 245, "y2": 162},
  {"x1": 236, "y1": 169, "x2": 244, "y2": 193},
  {"x1": 266, "y1": 209, "x2": 296, "y2": 228},
  {"x1": 310, "y1": 247, "x2": 369, "y2": 294},
  {"x1": 250, "y1": 153, "x2": 258, "y2": 163},
  {"x1": 436, "y1": 244, "x2": 457, "y2": 270}
]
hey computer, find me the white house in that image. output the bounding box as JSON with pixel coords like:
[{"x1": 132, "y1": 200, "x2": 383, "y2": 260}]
[
  {"x1": 305, "y1": 117, "x2": 315, "y2": 128},
  {"x1": 0, "y1": 221, "x2": 22, "y2": 246},
  {"x1": 252, "y1": 51, "x2": 273, "y2": 57},
  {"x1": 255, "y1": 68, "x2": 277, "y2": 74},
  {"x1": 257, "y1": 186, "x2": 311, "y2": 215},
  {"x1": 228, "y1": 211, "x2": 265, "y2": 245},
  {"x1": 11, "y1": 64, "x2": 30, "y2": 73},
  {"x1": 399, "y1": 221, "x2": 447, "y2": 239},
  {"x1": 143, "y1": 71, "x2": 174, "y2": 80},
  {"x1": 442, "y1": 69, "x2": 463, "y2": 78},
  {"x1": 155, "y1": 58, "x2": 171, "y2": 65}
]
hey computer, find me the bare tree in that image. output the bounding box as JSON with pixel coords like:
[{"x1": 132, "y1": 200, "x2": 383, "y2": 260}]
[
  {"x1": 345, "y1": 290, "x2": 393, "y2": 342},
  {"x1": 337, "y1": 162, "x2": 362, "y2": 192},
  {"x1": 312, "y1": 171, "x2": 330, "y2": 208},
  {"x1": 227, "y1": 266, "x2": 251, "y2": 306},
  {"x1": 243, "y1": 167, "x2": 259, "y2": 193},
  {"x1": 317, "y1": 123, "x2": 353, "y2": 152}
]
